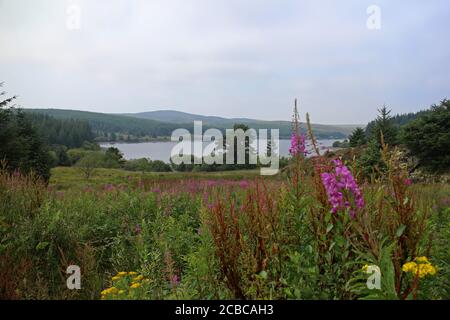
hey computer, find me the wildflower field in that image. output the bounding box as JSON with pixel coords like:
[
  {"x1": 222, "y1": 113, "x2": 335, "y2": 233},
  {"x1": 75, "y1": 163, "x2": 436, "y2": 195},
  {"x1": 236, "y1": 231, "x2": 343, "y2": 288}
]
[{"x1": 0, "y1": 144, "x2": 449, "y2": 300}]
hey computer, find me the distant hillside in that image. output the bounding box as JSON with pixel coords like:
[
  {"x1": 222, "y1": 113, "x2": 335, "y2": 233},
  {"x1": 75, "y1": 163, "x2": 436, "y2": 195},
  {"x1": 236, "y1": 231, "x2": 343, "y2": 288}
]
[
  {"x1": 25, "y1": 109, "x2": 185, "y2": 141},
  {"x1": 24, "y1": 108, "x2": 360, "y2": 141},
  {"x1": 26, "y1": 112, "x2": 94, "y2": 148},
  {"x1": 123, "y1": 110, "x2": 255, "y2": 125},
  {"x1": 124, "y1": 110, "x2": 360, "y2": 139}
]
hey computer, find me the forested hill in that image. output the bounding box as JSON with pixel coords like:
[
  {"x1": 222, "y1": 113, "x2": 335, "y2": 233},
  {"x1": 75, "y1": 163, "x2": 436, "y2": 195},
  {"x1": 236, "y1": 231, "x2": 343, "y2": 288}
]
[
  {"x1": 24, "y1": 108, "x2": 359, "y2": 141},
  {"x1": 124, "y1": 110, "x2": 360, "y2": 138},
  {"x1": 27, "y1": 113, "x2": 94, "y2": 148},
  {"x1": 365, "y1": 108, "x2": 432, "y2": 136},
  {"x1": 25, "y1": 109, "x2": 186, "y2": 141}
]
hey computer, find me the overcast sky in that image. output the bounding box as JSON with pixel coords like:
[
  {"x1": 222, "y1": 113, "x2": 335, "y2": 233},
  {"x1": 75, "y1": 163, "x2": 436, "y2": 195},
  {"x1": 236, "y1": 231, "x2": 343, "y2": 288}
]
[{"x1": 0, "y1": 0, "x2": 449, "y2": 124}]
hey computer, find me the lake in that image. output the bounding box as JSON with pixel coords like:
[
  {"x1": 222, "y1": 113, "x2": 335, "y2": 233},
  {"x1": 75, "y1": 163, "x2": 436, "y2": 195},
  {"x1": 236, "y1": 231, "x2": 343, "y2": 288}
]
[{"x1": 100, "y1": 139, "x2": 339, "y2": 162}]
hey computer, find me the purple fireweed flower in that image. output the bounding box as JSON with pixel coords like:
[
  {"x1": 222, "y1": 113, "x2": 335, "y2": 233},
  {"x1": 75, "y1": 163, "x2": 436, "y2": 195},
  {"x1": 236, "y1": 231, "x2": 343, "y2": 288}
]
[
  {"x1": 289, "y1": 133, "x2": 308, "y2": 157},
  {"x1": 104, "y1": 184, "x2": 115, "y2": 192},
  {"x1": 152, "y1": 187, "x2": 161, "y2": 194},
  {"x1": 239, "y1": 180, "x2": 249, "y2": 189},
  {"x1": 207, "y1": 180, "x2": 217, "y2": 187},
  {"x1": 404, "y1": 178, "x2": 412, "y2": 186},
  {"x1": 170, "y1": 274, "x2": 180, "y2": 288},
  {"x1": 321, "y1": 159, "x2": 364, "y2": 217}
]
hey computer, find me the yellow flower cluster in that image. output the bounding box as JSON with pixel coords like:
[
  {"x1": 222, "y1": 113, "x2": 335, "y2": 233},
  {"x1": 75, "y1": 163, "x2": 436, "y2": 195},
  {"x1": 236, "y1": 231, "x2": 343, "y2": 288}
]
[
  {"x1": 101, "y1": 287, "x2": 119, "y2": 296},
  {"x1": 402, "y1": 257, "x2": 437, "y2": 278},
  {"x1": 100, "y1": 271, "x2": 149, "y2": 300},
  {"x1": 133, "y1": 275, "x2": 144, "y2": 282},
  {"x1": 415, "y1": 256, "x2": 429, "y2": 263},
  {"x1": 130, "y1": 274, "x2": 150, "y2": 289},
  {"x1": 130, "y1": 282, "x2": 141, "y2": 289}
]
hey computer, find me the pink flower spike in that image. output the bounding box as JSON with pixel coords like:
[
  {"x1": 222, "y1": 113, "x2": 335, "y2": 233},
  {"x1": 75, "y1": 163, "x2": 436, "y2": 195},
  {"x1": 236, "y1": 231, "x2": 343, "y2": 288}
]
[{"x1": 321, "y1": 159, "x2": 365, "y2": 217}]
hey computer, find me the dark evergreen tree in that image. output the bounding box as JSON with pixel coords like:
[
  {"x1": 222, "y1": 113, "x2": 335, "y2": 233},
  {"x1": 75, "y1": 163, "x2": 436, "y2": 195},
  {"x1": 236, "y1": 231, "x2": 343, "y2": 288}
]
[
  {"x1": 401, "y1": 99, "x2": 450, "y2": 171},
  {"x1": 0, "y1": 83, "x2": 51, "y2": 181},
  {"x1": 367, "y1": 105, "x2": 398, "y2": 146},
  {"x1": 104, "y1": 147, "x2": 125, "y2": 168},
  {"x1": 349, "y1": 127, "x2": 367, "y2": 147},
  {"x1": 28, "y1": 113, "x2": 94, "y2": 148},
  {"x1": 359, "y1": 138, "x2": 386, "y2": 178}
]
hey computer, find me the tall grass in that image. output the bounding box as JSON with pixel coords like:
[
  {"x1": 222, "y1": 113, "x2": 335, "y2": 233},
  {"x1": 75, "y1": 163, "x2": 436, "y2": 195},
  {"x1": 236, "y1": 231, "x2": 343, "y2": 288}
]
[{"x1": 0, "y1": 156, "x2": 448, "y2": 300}]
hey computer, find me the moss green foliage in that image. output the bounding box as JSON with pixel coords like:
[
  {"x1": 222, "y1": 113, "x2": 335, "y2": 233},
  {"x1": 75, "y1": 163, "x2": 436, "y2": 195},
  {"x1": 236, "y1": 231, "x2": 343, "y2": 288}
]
[
  {"x1": 349, "y1": 127, "x2": 367, "y2": 147},
  {"x1": 360, "y1": 100, "x2": 450, "y2": 174},
  {"x1": 124, "y1": 158, "x2": 171, "y2": 173},
  {"x1": 401, "y1": 99, "x2": 450, "y2": 172},
  {"x1": 28, "y1": 113, "x2": 94, "y2": 148},
  {"x1": 332, "y1": 140, "x2": 349, "y2": 148},
  {"x1": 0, "y1": 84, "x2": 51, "y2": 181}
]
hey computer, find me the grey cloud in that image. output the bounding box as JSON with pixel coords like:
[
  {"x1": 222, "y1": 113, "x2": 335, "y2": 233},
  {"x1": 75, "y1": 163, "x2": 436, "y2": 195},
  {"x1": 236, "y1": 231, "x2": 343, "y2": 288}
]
[{"x1": 0, "y1": 0, "x2": 449, "y2": 123}]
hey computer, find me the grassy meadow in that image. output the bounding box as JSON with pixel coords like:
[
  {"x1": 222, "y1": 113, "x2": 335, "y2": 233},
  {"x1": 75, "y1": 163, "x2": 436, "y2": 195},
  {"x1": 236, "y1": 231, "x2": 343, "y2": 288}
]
[
  {"x1": 1, "y1": 150, "x2": 449, "y2": 300},
  {"x1": 49, "y1": 167, "x2": 263, "y2": 190}
]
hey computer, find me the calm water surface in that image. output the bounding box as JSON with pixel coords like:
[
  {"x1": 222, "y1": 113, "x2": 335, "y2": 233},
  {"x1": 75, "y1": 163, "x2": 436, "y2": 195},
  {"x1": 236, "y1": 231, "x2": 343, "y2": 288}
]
[{"x1": 100, "y1": 139, "x2": 339, "y2": 161}]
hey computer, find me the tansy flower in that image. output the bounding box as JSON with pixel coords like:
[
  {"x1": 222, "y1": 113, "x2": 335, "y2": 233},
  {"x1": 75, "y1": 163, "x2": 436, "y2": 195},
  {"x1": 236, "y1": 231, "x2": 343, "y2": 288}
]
[
  {"x1": 128, "y1": 272, "x2": 138, "y2": 276},
  {"x1": 109, "y1": 287, "x2": 119, "y2": 294},
  {"x1": 130, "y1": 283, "x2": 141, "y2": 289},
  {"x1": 402, "y1": 259, "x2": 437, "y2": 278},
  {"x1": 362, "y1": 264, "x2": 369, "y2": 272},
  {"x1": 112, "y1": 276, "x2": 121, "y2": 281},
  {"x1": 101, "y1": 287, "x2": 119, "y2": 295},
  {"x1": 133, "y1": 275, "x2": 144, "y2": 282},
  {"x1": 117, "y1": 271, "x2": 127, "y2": 277},
  {"x1": 101, "y1": 289, "x2": 109, "y2": 296},
  {"x1": 402, "y1": 262, "x2": 417, "y2": 273},
  {"x1": 414, "y1": 256, "x2": 429, "y2": 264},
  {"x1": 417, "y1": 263, "x2": 437, "y2": 277}
]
